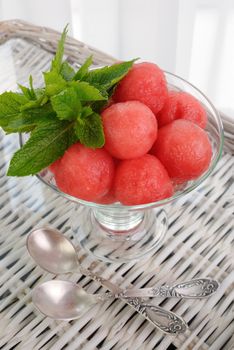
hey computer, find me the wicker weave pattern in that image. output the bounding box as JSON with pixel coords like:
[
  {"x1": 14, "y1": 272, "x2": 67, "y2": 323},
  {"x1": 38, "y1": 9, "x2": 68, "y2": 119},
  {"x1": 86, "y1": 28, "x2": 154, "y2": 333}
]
[
  {"x1": 0, "y1": 20, "x2": 115, "y2": 66},
  {"x1": 0, "y1": 21, "x2": 233, "y2": 350}
]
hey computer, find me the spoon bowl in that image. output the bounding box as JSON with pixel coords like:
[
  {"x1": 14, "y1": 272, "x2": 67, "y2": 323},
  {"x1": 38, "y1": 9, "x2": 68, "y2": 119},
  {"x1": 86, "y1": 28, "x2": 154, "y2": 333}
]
[
  {"x1": 32, "y1": 280, "x2": 97, "y2": 320},
  {"x1": 27, "y1": 228, "x2": 78, "y2": 274}
]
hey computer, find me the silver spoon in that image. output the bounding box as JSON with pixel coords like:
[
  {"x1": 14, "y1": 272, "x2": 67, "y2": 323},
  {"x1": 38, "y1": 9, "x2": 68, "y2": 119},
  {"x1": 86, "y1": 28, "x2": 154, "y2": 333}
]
[
  {"x1": 27, "y1": 228, "x2": 188, "y2": 334},
  {"x1": 32, "y1": 274, "x2": 218, "y2": 321},
  {"x1": 32, "y1": 280, "x2": 186, "y2": 336},
  {"x1": 27, "y1": 228, "x2": 218, "y2": 299}
]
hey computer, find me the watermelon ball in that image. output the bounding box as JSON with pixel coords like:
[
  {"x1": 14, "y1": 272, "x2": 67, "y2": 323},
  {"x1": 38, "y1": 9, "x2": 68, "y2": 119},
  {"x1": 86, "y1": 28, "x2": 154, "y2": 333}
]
[
  {"x1": 151, "y1": 119, "x2": 212, "y2": 182},
  {"x1": 114, "y1": 154, "x2": 173, "y2": 205},
  {"x1": 113, "y1": 62, "x2": 168, "y2": 115},
  {"x1": 156, "y1": 91, "x2": 207, "y2": 128},
  {"x1": 54, "y1": 143, "x2": 115, "y2": 202},
  {"x1": 102, "y1": 101, "x2": 157, "y2": 159}
]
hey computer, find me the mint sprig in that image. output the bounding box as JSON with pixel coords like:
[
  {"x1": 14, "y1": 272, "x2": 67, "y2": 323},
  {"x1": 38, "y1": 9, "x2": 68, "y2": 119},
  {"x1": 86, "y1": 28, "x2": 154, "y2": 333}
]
[{"x1": 0, "y1": 25, "x2": 136, "y2": 176}]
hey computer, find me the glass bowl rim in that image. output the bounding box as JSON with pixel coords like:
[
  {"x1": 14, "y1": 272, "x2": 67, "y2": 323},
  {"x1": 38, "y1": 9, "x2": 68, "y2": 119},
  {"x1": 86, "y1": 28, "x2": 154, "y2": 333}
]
[{"x1": 20, "y1": 70, "x2": 224, "y2": 211}]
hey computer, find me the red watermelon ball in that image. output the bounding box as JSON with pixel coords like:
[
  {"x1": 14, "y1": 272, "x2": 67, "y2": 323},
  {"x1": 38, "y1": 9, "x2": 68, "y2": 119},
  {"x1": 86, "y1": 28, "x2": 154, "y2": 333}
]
[
  {"x1": 54, "y1": 143, "x2": 115, "y2": 202},
  {"x1": 113, "y1": 62, "x2": 168, "y2": 115},
  {"x1": 102, "y1": 101, "x2": 158, "y2": 159},
  {"x1": 151, "y1": 119, "x2": 212, "y2": 182},
  {"x1": 156, "y1": 91, "x2": 207, "y2": 129},
  {"x1": 114, "y1": 154, "x2": 173, "y2": 205}
]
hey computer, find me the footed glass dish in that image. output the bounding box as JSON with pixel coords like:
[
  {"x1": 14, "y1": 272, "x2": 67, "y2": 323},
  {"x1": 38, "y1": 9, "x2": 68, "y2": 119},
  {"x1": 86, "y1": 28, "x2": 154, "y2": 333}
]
[{"x1": 20, "y1": 71, "x2": 223, "y2": 263}]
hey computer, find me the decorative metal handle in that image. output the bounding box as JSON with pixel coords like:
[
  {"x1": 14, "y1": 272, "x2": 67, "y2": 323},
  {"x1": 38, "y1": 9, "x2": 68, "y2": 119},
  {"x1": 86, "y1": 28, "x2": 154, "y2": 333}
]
[
  {"x1": 95, "y1": 293, "x2": 187, "y2": 334},
  {"x1": 80, "y1": 266, "x2": 187, "y2": 334},
  {"x1": 120, "y1": 278, "x2": 219, "y2": 299},
  {"x1": 127, "y1": 298, "x2": 187, "y2": 334}
]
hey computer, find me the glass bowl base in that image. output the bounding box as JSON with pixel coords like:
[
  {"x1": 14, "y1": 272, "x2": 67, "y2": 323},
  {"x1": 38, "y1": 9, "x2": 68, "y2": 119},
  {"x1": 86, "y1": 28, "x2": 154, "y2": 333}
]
[{"x1": 72, "y1": 206, "x2": 168, "y2": 263}]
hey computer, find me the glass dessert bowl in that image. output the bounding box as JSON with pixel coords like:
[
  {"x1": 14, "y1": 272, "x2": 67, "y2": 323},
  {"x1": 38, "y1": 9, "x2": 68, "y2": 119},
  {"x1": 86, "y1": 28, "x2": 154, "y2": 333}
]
[{"x1": 20, "y1": 72, "x2": 224, "y2": 263}]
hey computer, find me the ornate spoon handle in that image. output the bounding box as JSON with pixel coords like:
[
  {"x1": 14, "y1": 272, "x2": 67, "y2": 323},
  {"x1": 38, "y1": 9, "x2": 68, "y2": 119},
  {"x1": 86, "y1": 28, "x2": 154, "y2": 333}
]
[
  {"x1": 80, "y1": 266, "x2": 187, "y2": 334},
  {"x1": 124, "y1": 298, "x2": 187, "y2": 334},
  {"x1": 120, "y1": 278, "x2": 219, "y2": 299}
]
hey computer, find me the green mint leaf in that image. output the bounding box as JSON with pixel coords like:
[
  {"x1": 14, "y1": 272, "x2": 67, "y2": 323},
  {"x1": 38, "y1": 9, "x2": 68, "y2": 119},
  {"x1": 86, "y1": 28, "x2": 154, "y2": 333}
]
[
  {"x1": 0, "y1": 91, "x2": 27, "y2": 110},
  {"x1": 73, "y1": 56, "x2": 93, "y2": 81},
  {"x1": 20, "y1": 99, "x2": 44, "y2": 111},
  {"x1": 34, "y1": 88, "x2": 45, "y2": 99},
  {"x1": 38, "y1": 90, "x2": 48, "y2": 106},
  {"x1": 0, "y1": 92, "x2": 27, "y2": 130},
  {"x1": 20, "y1": 90, "x2": 48, "y2": 111},
  {"x1": 18, "y1": 84, "x2": 33, "y2": 100},
  {"x1": 75, "y1": 112, "x2": 104, "y2": 148},
  {"x1": 44, "y1": 71, "x2": 67, "y2": 96},
  {"x1": 18, "y1": 76, "x2": 36, "y2": 101},
  {"x1": 4, "y1": 119, "x2": 35, "y2": 133},
  {"x1": 51, "y1": 87, "x2": 81, "y2": 121},
  {"x1": 0, "y1": 91, "x2": 55, "y2": 133},
  {"x1": 60, "y1": 61, "x2": 75, "y2": 81},
  {"x1": 68, "y1": 127, "x2": 79, "y2": 146},
  {"x1": 83, "y1": 59, "x2": 136, "y2": 90},
  {"x1": 29, "y1": 75, "x2": 36, "y2": 99},
  {"x1": 51, "y1": 25, "x2": 68, "y2": 73},
  {"x1": 71, "y1": 81, "x2": 107, "y2": 101},
  {"x1": 21, "y1": 103, "x2": 55, "y2": 119},
  {"x1": 4, "y1": 104, "x2": 55, "y2": 133},
  {"x1": 81, "y1": 106, "x2": 93, "y2": 118},
  {"x1": 7, "y1": 119, "x2": 74, "y2": 176}
]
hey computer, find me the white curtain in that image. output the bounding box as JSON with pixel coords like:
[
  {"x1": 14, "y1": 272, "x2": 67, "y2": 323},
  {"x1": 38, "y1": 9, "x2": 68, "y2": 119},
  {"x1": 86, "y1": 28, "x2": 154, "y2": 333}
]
[
  {"x1": 0, "y1": 0, "x2": 72, "y2": 32},
  {"x1": 0, "y1": 0, "x2": 233, "y2": 118}
]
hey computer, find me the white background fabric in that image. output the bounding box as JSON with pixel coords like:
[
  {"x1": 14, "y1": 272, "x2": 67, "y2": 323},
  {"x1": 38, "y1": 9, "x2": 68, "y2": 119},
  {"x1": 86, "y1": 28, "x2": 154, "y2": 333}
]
[{"x1": 0, "y1": 0, "x2": 234, "y2": 118}]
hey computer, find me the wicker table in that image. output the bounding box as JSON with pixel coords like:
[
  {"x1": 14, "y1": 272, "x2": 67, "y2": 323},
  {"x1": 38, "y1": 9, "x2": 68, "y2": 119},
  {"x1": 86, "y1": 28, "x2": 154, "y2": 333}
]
[{"x1": 0, "y1": 21, "x2": 233, "y2": 350}]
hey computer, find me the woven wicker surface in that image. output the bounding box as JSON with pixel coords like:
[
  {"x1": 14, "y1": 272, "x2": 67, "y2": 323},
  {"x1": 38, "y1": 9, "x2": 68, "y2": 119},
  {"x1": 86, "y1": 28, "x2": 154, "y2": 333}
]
[{"x1": 0, "y1": 21, "x2": 233, "y2": 350}]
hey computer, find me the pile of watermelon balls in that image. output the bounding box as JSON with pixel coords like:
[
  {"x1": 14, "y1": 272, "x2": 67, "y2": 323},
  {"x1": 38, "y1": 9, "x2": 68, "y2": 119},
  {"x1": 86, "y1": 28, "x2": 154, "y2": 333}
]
[{"x1": 50, "y1": 62, "x2": 212, "y2": 206}]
